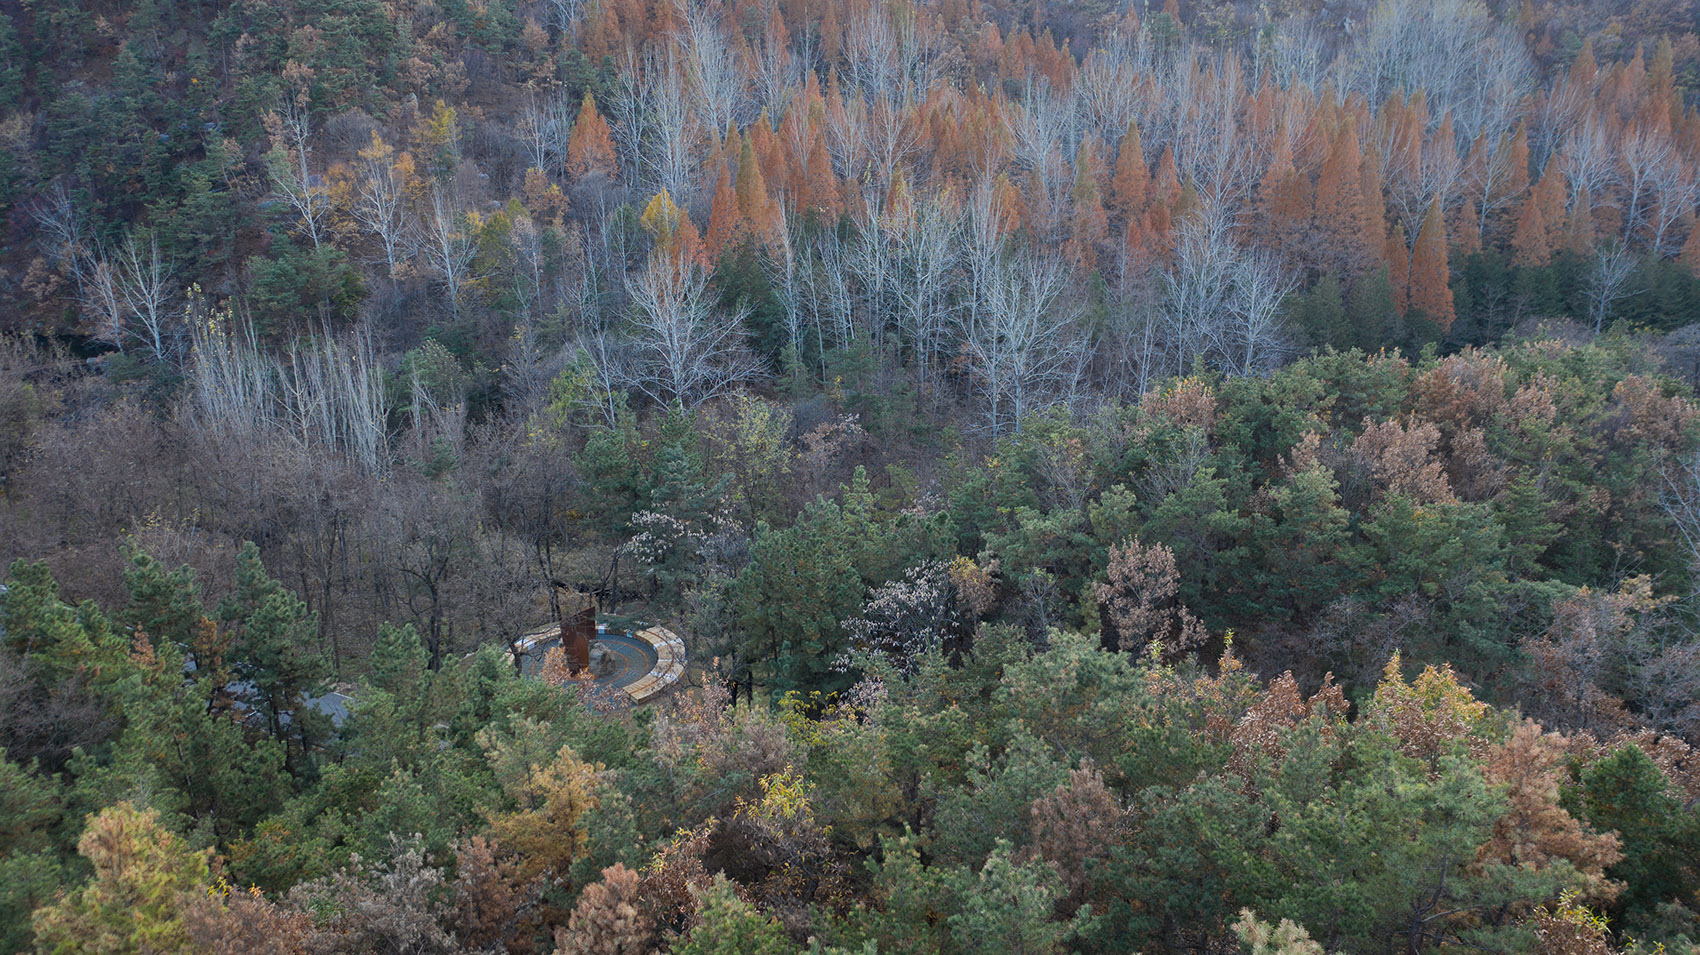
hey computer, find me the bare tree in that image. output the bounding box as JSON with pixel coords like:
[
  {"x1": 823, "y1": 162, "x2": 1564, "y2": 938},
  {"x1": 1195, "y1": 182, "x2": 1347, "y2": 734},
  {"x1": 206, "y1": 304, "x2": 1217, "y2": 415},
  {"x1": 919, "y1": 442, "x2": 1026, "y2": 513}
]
[
  {"x1": 281, "y1": 325, "x2": 390, "y2": 476},
  {"x1": 1172, "y1": 55, "x2": 1255, "y2": 211},
  {"x1": 1647, "y1": 153, "x2": 1700, "y2": 257},
  {"x1": 1258, "y1": 15, "x2": 1331, "y2": 91},
  {"x1": 1339, "y1": 0, "x2": 1532, "y2": 146},
  {"x1": 543, "y1": 0, "x2": 587, "y2": 35},
  {"x1": 1466, "y1": 127, "x2": 1530, "y2": 240},
  {"x1": 768, "y1": 231, "x2": 813, "y2": 384},
  {"x1": 844, "y1": 3, "x2": 899, "y2": 99},
  {"x1": 864, "y1": 94, "x2": 920, "y2": 197},
  {"x1": 262, "y1": 103, "x2": 333, "y2": 252},
  {"x1": 572, "y1": 332, "x2": 639, "y2": 427},
  {"x1": 1161, "y1": 210, "x2": 1237, "y2": 377},
  {"x1": 614, "y1": 47, "x2": 697, "y2": 201},
  {"x1": 1010, "y1": 80, "x2": 1076, "y2": 175},
  {"x1": 352, "y1": 135, "x2": 413, "y2": 280},
  {"x1": 750, "y1": 23, "x2": 801, "y2": 118},
  {"x1": 422, "y1": 184, "x2": 477, "y2": 317},
  {"x1": 1620, "y1": 127, "x2": 1675, "y2": 247},
  {"x1": 29, "y1": 184, "x2": 91, "y2": 291},
  {"x1": 1075, "y1": 46, "x2": 1144, "y2": 143},
  {"x1": 29, "y1": 187, "x2": 126, "y2": 351},
  {"x1": 114, "y1": 229, "x2": 176, "y2": 362},
  {"x1": 775, "y1": 228, "x2": 856, "y2": 375},
  {"x1": 847, "y1": 192, "x2": 902, "y2": 350},
  {"x1": 186, "y1": 297, "x2": 275, "y2": 441},
  {"x1": 81, "y1": 257, "x2": 128, "y2": 353},
  {"x1": 1585, "y1": 243, "x2": 1638, "y2": 334},
  {"x1": 1557, "y1": 117, "x2": 1617, "y2": 234},
  {"x1": 626, "y1": 257, "x2": 765, "y2": 407},
  {"x1": 894, "y1": 196, "x2": 959, "y2": 392},
  {"x1": 682, "y1": 4, "x2": 747, "y2": 136},
  {"x1": 1221, "y1": 249, "x2": 1299, "y2": 375},
  {"x1": 963, "y1": 247, "x2": 1087, "y2": 437},
  {"x1": 518, "y1": 90, "x2": 568, "y2": 174}
]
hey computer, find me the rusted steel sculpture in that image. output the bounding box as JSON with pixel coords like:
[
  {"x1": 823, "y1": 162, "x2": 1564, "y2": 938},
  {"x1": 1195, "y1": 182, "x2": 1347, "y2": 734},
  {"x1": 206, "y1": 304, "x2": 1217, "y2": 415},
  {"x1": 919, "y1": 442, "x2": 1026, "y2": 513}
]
[{"x1": 562, "y1": 596, "x2": 596, "y2": 674}]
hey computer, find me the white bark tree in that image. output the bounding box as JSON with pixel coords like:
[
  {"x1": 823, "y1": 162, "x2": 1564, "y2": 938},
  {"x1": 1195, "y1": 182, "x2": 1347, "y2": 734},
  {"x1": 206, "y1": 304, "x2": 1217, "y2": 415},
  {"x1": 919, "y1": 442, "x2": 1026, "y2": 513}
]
[
  {"x1": 262, "y1": 103, "x2": 333, "y2": 252},
  {"x1": 1585, "y1": 242, "x2": 1639, "y2": 334},
  {"x1": 1557, "y1": 117, "x2": 1617, "y2": 230},
  {"x1": 422, "y1": 184, "x2": 477, "y2": 317},
  {"x1": 1161, "y1": 211, "x2": 1237, "y2": 377},
  {"x1": 1647, "y1": 153, "x2": 1700, "y2": 257},
  {"x1": 518, "y1": 91, "x2": 568, "y2": 174},
  {"x1": 626, "y1": 256, "x2": 765, "y2": 407},
  {"x1": 1222, "y1": 249, "x2": 1299, "y2": 375},
  {"x1": 682, "y1": 4, "x2": 747, "y2": 136},
  {"x1": 963, "y1": 248, "x2": 1086, "y2": 437},
  {"x1": 1339, "y1": 0, "x2": 1532, "y2": 147},
  {"x1": 353, "y1": 135, "x2": 413, "y2": 280},
  {"x1": 895, "y1": 197, "x2": 959, "y2": 392},
  {"x1": 114, "y1": 229, "x2": 176, "y2": 362},
  {"x1": 82, "y1": 256, "x2": 128, "y2": 353},
  {"x1": 616, "y1": 47, "x2": 696, "y2": 200}
]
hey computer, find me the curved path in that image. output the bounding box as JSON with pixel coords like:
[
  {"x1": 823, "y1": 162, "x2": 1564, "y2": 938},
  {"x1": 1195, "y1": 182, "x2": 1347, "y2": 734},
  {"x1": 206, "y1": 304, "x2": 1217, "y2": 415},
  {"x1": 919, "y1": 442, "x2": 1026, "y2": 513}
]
[
  {"x1": 512, "y1": 622, "x2": 685, "y2": 703},
  {"x1": 622, "y1": 625, "x2": 686, "y2": 702}
]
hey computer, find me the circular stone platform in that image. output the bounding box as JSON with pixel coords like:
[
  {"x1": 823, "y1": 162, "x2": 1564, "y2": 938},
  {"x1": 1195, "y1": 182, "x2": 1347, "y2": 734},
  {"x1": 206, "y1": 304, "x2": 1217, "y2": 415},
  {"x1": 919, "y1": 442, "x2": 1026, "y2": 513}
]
[{"x1": 512, "y1": 623, "x2": 685, "y2": 703}]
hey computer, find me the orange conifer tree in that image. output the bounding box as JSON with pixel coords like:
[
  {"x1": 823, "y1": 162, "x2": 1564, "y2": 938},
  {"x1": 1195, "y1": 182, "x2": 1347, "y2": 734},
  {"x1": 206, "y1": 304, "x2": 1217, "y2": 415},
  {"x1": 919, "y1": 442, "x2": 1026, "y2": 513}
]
[
  {"x1": 1680, "y1": 224, "x2": 1700, "y2": 277},
  {"x1": 734, "y1": 134, "x2": 783, "y2": 247},
  {"x1": 1109, "y1": 121, "x2": 1149, "y2": 223},
  {"x1": 1562, "y1": 188, "x2": 1596, "y2": 255},
  {"x1": 1312, "y1": 120, "x2": 1372, "y2": 275},
  {"x1": 803, "y1": 133, "x2": 842, "y2": 219},
  {"x1": 705, "y1": 165, "x2": 744, "y2": 258},
  {"x1": 1259, "y1": 138, "x2": 1312, "y2": 260},
  {"x1": 1151, "y1": 146, "x2": 1181, "y2": 211},
  {"x1": 565, "y1": 92, "x2": 617, "y2": 180},
  {"x1": 1452, "y1": 199, "x2": 1482, "y2": 256},
  {"x1": 1512, "y1": 169, "x2": 1564, "y2": 267},
  {"x1": 1070, "y1": 146, "x2": 1110, "y2": 271},
  {"x1": 1408, "y1": 200, "x2": 1455, "y2": 332}
]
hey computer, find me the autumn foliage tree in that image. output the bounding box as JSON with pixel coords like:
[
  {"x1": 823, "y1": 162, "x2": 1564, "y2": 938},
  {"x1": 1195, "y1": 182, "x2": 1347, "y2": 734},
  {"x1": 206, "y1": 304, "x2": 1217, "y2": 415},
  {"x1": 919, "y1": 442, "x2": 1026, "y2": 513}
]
[{"x1": 566, "y1": 93, "x2": 618, "y2": 181}]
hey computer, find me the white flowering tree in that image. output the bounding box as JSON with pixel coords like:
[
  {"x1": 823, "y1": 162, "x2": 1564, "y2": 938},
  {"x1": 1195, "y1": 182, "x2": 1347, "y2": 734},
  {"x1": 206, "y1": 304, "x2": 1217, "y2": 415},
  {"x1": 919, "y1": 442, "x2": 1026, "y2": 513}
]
[{"x1": 840, "y1": 559, "x2": 963, "y2": 669}]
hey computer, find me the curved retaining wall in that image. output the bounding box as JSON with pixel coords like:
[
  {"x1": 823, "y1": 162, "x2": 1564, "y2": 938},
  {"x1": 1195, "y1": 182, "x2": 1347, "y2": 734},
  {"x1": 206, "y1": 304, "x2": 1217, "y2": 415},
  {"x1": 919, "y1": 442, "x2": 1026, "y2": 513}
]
[
  {"x1": 624, "y1": 625, "x2": 686, "y2": 703},
  {"x1": 511, "y1": 621, "x2": 685, "y2": 704}
]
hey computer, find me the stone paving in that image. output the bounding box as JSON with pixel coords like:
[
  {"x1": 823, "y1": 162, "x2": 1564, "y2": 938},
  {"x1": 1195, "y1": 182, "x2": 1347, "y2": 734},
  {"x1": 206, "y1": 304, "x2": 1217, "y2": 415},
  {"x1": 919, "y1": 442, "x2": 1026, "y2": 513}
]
[
  {"x1": 623, "y1": 625, "x2": 686, "y2": 702},
  {"x1": 511, "y1": 621, "x2": 685, "y2": 703}
]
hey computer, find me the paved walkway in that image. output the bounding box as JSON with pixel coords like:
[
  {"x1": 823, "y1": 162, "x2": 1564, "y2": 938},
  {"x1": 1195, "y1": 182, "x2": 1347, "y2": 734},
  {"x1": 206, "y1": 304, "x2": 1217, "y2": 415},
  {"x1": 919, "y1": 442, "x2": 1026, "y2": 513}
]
[{"x1": 511, "y1": 622, "x2": 686, "y2": 703}]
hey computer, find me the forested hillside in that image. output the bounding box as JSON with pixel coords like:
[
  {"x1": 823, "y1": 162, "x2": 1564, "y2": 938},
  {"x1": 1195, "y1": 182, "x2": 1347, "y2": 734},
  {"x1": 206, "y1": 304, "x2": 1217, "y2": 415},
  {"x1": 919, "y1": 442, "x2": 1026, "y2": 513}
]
[{"x1": 4, "y1": 0, "x2": 1700, "y2": 951}]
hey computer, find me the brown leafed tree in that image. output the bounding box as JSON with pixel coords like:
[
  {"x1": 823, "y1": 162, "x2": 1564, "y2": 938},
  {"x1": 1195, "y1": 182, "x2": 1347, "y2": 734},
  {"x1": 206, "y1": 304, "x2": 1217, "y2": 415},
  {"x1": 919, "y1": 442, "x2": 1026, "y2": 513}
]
[
  {"x1": 1513, "y1": 169, "x2": 1566, "y2": 267},
  {"x1": 735, "y1": 134, "x2": 783, "y2": 248},
  {"x1": 554, "y1": 863, "x2": 654, "y2": 955},
  {"x1": 1093, "y1": 537, "x2": 1207, "y2": 657},
  {"x1": 1680, "y1": 221, "x2": 1700, "y2": 277},
  {"x1": 1479, "y1": 721, "x2": 1624, "y2": 906},
  {"x1": 184, "y1": 885, "x2": 316, "y2": 955},
  {"x1": 451, "y1": 835, "x2": 544, "y2": 952},
  {"x1": 1386, "y1": 223, "x2": 1411, "y2": 315},
  {"x1": 1109, "y1": 121, "x2": 1149, "y2": 223},
  {"x1": 1027, "y1": 761, "x2": 1123, "y2": 913},
  {"x1": 566, "y1": 92, "x2": 617, "y2": 180},
  {"x1": 1408, "y1": 199, "x2": 1456, "y2": 332},
  {"x1": 1350, "y1": 417, "x2": 1456, "y2": 505},
  {"x1": 1311, "y1": 120, "x2": 1374, "y2": 275},
  {"x1": 704, "y1": 164, "x2": 743, "y2": 259},
  {"x1": 1069, "y1": 143, "x2": 1110, "y2": 271}
]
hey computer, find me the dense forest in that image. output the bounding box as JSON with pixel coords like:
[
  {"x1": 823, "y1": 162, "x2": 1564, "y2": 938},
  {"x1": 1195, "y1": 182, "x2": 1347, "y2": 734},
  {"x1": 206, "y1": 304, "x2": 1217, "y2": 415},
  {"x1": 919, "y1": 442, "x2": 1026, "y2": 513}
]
[{"x1": 4, "y1": 0, "x2": 1700, "y2": 951}]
